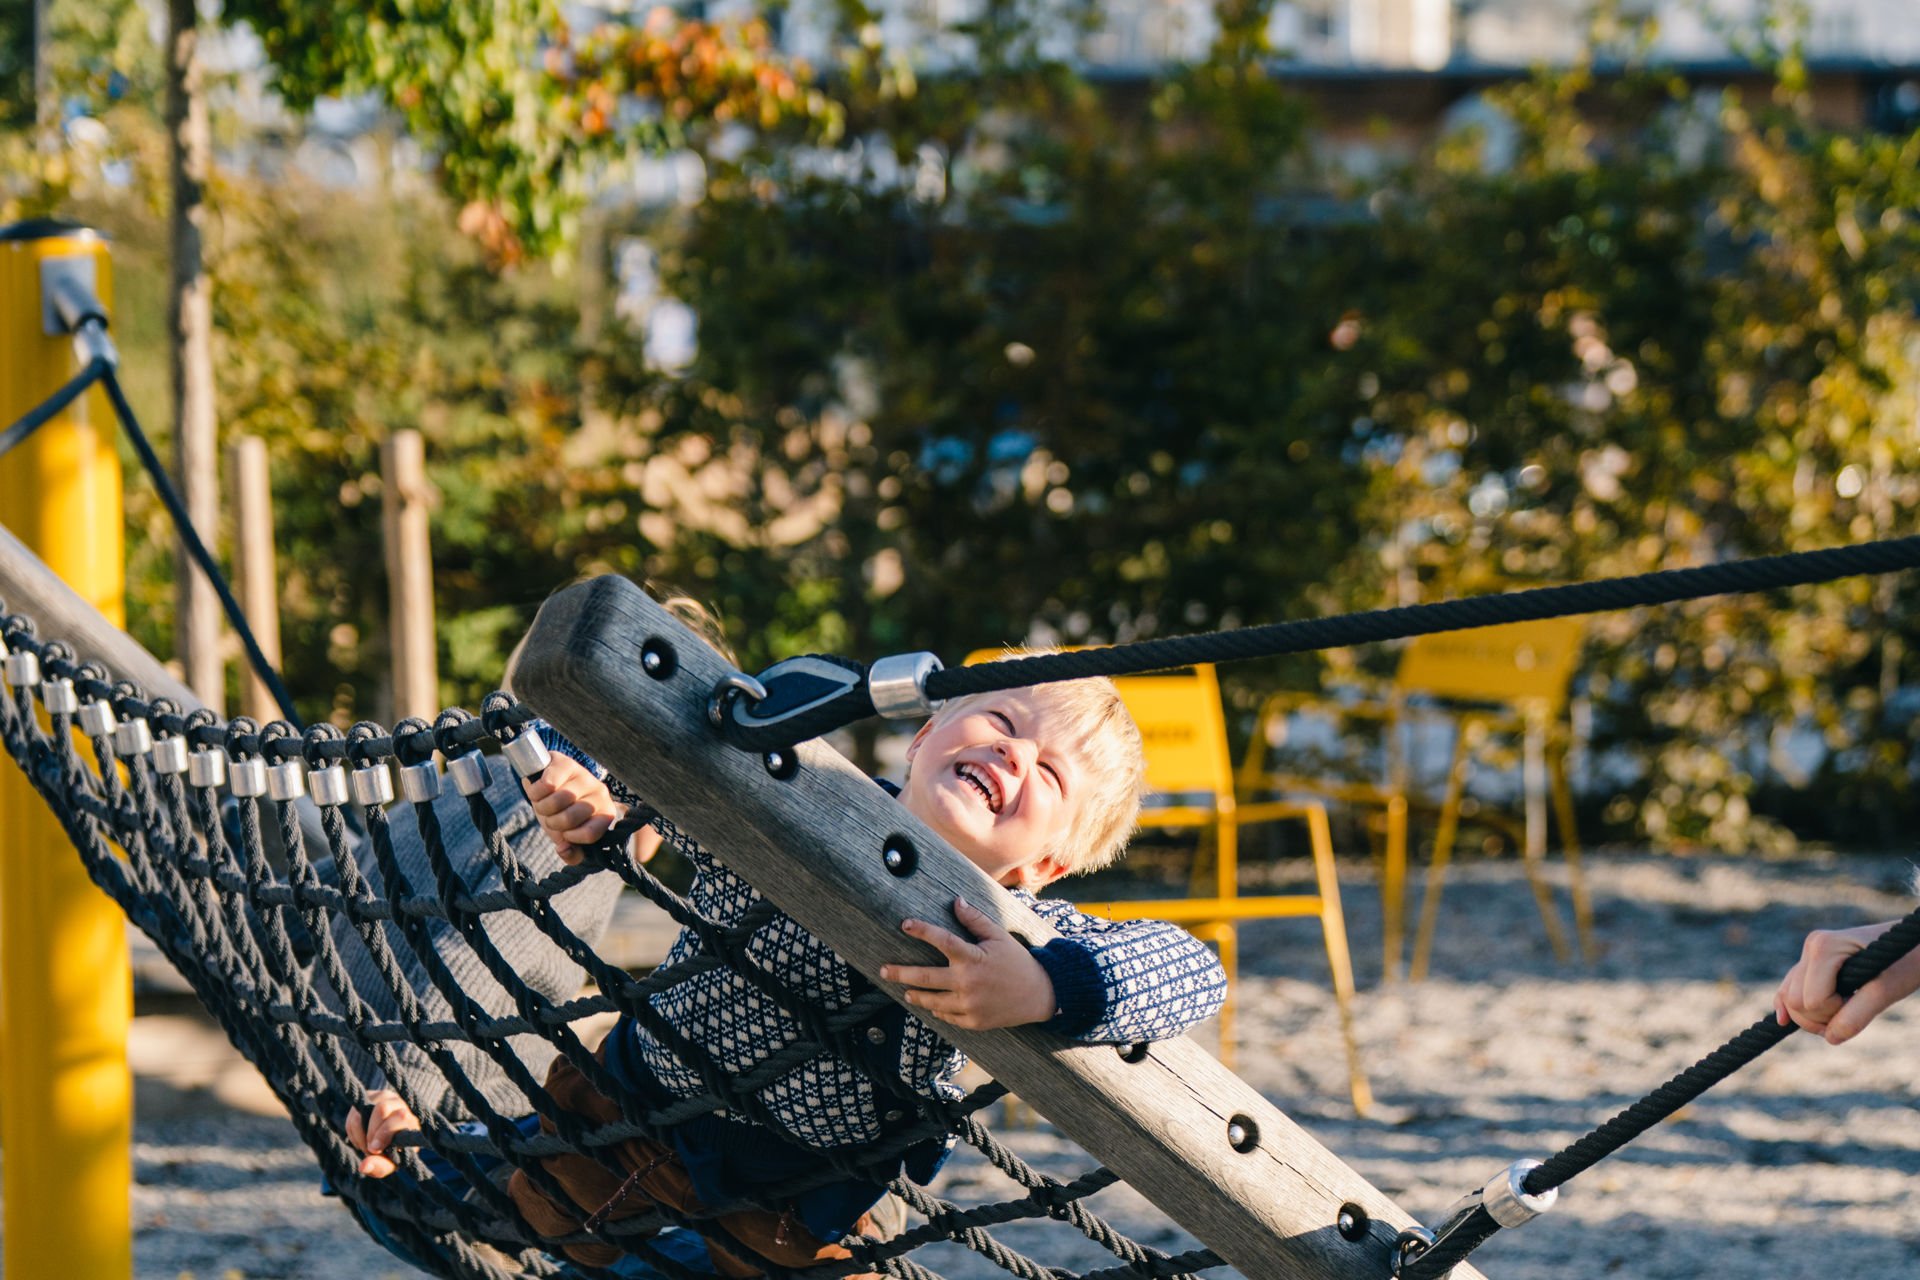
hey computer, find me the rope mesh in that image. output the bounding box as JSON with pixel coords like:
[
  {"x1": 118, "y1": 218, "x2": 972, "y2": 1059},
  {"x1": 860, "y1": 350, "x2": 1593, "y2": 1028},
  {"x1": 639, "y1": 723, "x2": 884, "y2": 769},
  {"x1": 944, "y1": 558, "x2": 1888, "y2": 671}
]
[{"x1": 0, "y1": 609, "x2": 1223, "y2": 1280}]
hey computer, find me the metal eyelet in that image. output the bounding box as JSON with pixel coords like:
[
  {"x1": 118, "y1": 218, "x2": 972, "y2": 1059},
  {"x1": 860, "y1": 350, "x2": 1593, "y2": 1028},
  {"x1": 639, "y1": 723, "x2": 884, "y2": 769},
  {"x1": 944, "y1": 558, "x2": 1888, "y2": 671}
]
[
  {"x1": 152, "y1": 734, "x2": 190, "y2": 775},
  {"x1": 266, "y1": 758, "x2": 307, "y2": 802},
  {"x1": 309, "y1": 763, "x2": 351, "y2": 807},
  {"x1": 502, "y1": 733, "x2": 551, "y2": 779},
  {"x1": 187, "y1": 747, "x2": 228, "y2": 789},
  {"x1": 351, "y1": 762, "x2": 395, "y2": 808},
  {"x1": 447, "y1": 750, "x2": 491, "y2": 797},
  {"x1": 41, "y1": 677, "x2": 78, "y2": 715},
  {"x1": 113, "y1": 719, "x2": 154, "y2": 757},
  {"x1": 229, "y1": 756, "x2": 269, "y2": 798},
  {"x1": 399, "y1": 758, "x2": 441, "y2": 803},
  {"x1": 78, "y1": 699, "x2": 117, "y2": 737}
]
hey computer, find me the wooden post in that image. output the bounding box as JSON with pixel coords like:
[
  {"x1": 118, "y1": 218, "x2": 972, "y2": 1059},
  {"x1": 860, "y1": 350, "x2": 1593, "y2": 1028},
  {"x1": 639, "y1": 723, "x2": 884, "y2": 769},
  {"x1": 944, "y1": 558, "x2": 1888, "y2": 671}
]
[
  {"x1": 228, "y1": 434, "x2": 282, "y2": 724},
  {"x1": 513, "y1": 577, "x2": 1489, "y2": 1280},
  {"x1": 166, "y1": 0, "x2": 222, "y2": 713},
  {"x1": 380, "y1": 429, "x2": 437, "y2": 723}
]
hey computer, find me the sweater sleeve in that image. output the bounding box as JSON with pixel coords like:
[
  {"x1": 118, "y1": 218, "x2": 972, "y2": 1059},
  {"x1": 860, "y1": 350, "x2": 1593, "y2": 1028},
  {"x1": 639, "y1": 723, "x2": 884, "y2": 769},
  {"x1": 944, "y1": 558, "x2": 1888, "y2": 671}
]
[{"x1": 1023, "y1": 896, "x2": 1227, "y2": 1043}]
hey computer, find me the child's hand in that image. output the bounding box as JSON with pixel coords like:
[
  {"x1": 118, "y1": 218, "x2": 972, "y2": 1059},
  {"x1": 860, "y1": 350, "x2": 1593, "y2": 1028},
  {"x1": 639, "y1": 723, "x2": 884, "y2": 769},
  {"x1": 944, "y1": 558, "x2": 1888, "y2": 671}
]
[
  {"x1": 345, "y1": 1089, "x2": 421, "y2": 1179},
  {"x1": 522, "y1": 754, "x2": 626, "y2": 865},
  {"x1": 1774, "y1": 920, "x2": 1920, "y2": 1044},
  {"x1": 880, "y1": 897, "x2": 1057, "y2": 1030}
]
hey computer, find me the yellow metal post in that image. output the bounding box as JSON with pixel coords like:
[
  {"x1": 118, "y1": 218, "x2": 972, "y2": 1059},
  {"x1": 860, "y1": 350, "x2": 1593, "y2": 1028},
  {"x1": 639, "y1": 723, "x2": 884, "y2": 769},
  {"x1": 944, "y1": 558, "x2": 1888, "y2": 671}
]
[{"x1": 0, "y1": 220, "x2": 131, "y2": 1278}]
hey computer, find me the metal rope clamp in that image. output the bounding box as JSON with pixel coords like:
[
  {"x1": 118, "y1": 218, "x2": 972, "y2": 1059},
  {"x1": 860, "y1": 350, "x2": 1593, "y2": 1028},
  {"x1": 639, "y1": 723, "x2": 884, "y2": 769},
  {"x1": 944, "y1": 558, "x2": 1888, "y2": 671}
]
[
  {"x1": 711, "y1": 654, "x2": 862, "y2": 748},
  {"x1": 713, "y1": 652, "x2": 942, "y2": 751},
  {"x1": 867, "y1": 652, "x2": 944, "y2": 719},
  {"x1": 1392, "y1": 1159, "x2": 1557, "y2": 1279}
]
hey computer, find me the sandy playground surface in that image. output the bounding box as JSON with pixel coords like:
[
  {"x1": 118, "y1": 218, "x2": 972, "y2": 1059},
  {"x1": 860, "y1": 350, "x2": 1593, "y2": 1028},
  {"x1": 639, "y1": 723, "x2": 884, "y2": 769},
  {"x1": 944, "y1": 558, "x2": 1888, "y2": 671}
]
[{"x1": 7, "y1": 850, "x2": 1919, "y2": 1279}]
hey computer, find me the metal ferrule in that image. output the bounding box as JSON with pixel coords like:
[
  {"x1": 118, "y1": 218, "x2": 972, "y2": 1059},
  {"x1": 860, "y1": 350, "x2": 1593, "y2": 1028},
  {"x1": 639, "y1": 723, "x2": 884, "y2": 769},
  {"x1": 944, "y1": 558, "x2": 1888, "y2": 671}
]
[
  {"x1": 502, "y1": 732, "x2": 552, "y2": 779},
  {"x1": 309, "y1": 763, "x2": 351, "y2": 807},
  {"x1": 351, "y1": 762, "x2": 395, "y2": 808},
  {"x1": 1480, "y1": 1160, "x2": 1557, "y2": 1228},
  {"x1": 266, "y1": 759, "x2": 307, "y2": 802},
  {"x1": 113, "y1": 719, "x2": 154, "y2": 757},
  {"x1": 447, "y1": 750, "x2": 491, "y2": 797},
  {"x1": 41, "y1": 677, "x2": 78, "y2": 715},
  {"x1": 78, "y1": 700, "x2": 117, "y2": 737},
  {"x1": 866, "y1": 652, "x2": 944, "y2": 719},
  {"x1": 187, "y1": 747, "x2": 228, "y2": 789},
  {"x1": 228, "y1": 756, "x2": 269, "y2": 799},
  {"x1": 73, "y1": 317, "x2": 119, "y2": 368},
  {"x1": 399, "y1": 758, "x2": 441, "y2": 803},
  {"x1": 152, "y1": 735, "x2": 190, "y2": 775},
  {"x1": 4, "y1": 649, "x2": 39, "y2": 688}
]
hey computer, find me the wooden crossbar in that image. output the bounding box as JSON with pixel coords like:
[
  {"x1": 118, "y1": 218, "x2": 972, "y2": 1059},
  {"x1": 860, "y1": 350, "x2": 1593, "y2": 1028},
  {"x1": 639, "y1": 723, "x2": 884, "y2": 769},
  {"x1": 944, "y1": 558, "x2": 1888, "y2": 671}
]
[{"x1": 515, "y1": 577, "x2": 1489, "y2": 1280}]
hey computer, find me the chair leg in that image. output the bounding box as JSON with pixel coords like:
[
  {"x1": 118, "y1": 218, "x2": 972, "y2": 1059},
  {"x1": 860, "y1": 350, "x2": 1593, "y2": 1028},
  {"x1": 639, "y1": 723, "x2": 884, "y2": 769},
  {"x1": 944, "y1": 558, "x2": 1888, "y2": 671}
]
[
  {"x1": 1306, "y1": 803, "x2": 1372, "y2": 1116},
  {"x1": 1549, "y1": 746, "x2": 1593, "y2": 962},
  {"x1": 1381, "y1": 794, "x2": 1408, "y2": 983},
  {"x1": 1520, "y1": 717, "x2": 1572, "y2": 964},
  {"x1": 1215, "y1": 808, "x2": 1238, "y2": 902},
  {"x1": 1410, "y1": 728, "x2": 1473, "y2": 981},
  {"x1": 1188, "y1": 822, "x2": 1218, "y2": 900},
  {"x1": 1191, "y1": 921, "x2": 1238, "y2": 1071}
]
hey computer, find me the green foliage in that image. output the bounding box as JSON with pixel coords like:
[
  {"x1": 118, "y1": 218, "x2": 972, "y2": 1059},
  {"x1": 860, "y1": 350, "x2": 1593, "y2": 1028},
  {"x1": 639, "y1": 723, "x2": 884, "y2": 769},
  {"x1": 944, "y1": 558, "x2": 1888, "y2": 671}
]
[
  {"x1": 223, "y1": 0, "x2": 835, "y2": 261},
  {"x1": 1328, "y1": 52, "x2": 1920, "y2": 850},
  {"x1": 16, "y1": 0, "x2": 1920, "y2": 847}
]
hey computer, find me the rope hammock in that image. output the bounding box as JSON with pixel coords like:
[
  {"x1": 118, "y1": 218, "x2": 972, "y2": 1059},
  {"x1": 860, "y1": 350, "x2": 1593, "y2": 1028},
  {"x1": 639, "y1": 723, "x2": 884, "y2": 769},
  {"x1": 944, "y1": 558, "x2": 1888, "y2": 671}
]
[{"x1": 0, "y1": 619, "x2": 1249, "y2": 1279}]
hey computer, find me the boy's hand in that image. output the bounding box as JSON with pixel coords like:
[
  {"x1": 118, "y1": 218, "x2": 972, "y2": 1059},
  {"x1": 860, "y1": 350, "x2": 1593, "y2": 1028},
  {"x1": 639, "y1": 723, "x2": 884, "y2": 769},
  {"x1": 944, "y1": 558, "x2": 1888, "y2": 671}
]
[
  {"x1": 345, "y1": 1088, "x2": 421, "y2": 1179},
  {"x1": 881, "y1": 897, "x2": 1056, "y2": 1030},
  {"x1": 522, "y1": 753, "x2": 626, "y2": 865},
  {"x1": 1774, "y1": 920, "x2": 1920, "y2": 1044}
]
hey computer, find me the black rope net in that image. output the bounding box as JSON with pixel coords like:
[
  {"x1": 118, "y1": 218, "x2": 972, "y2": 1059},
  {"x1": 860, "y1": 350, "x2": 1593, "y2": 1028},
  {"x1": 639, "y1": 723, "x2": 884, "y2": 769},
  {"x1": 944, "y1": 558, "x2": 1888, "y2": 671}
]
[{"x1": 0, "y1": 609, "x2": 1223, "y2": 1280}]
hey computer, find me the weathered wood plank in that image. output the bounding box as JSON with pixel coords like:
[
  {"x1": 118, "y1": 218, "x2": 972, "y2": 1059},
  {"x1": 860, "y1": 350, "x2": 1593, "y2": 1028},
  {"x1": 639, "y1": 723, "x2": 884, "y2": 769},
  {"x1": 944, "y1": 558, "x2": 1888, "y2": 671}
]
[{"x1": 515, "y1": 575, "x2": 1486, "y2": 1280}]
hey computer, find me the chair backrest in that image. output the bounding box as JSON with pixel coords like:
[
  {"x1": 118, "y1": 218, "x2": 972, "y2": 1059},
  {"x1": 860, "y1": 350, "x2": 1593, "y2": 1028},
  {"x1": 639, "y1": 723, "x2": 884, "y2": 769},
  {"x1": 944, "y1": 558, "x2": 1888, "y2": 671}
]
[
  {"x1": 962, "y1": 651, "x2": 1233, "y2": 802},
  {"x1": 1393, "y1": 618, "x2": 1585, "y2": 714}
]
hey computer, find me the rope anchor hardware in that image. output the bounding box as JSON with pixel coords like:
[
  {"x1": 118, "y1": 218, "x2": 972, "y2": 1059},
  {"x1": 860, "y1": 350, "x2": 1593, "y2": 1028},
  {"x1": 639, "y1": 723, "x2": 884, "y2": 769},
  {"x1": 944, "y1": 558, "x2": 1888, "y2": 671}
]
[
  {"x1": 714, "y1": 651, "x2": 943, "y2": 749},
  {"x1": 1393, "y1": 1160, "x2": 1558, "y2": 1280}
]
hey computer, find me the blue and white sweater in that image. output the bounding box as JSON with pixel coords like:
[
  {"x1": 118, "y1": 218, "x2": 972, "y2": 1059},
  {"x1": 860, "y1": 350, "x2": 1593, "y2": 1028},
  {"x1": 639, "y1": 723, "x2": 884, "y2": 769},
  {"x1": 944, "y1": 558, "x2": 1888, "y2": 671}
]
[{"x1": 536, "y1": 725, "x2": 1228, "y2": 1151}]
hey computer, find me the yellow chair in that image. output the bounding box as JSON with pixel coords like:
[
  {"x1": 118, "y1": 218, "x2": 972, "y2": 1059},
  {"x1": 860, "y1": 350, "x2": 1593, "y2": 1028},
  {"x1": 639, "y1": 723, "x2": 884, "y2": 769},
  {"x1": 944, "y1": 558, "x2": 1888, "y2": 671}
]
[
  {"x1": 1240, "y1": 618, "x2": 1592, "y2": 982},
  {"x1": 967, "y1": 653, "x2": 1371, "y2": 1113}
]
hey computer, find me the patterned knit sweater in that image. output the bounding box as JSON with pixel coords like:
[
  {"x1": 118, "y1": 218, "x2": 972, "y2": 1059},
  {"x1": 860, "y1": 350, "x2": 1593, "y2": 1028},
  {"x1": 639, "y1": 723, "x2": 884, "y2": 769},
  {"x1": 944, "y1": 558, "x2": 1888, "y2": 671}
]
[{"x1": 540, "y1": 724, "x2": 1229, "y2": 1151}]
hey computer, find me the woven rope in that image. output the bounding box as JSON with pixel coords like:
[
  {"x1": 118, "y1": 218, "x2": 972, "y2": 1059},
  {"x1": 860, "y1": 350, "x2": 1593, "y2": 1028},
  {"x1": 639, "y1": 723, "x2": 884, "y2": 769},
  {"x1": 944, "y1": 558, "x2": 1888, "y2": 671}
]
[{"x1": 0, "y1": 609, "x2": 1220, "y2": 1280}]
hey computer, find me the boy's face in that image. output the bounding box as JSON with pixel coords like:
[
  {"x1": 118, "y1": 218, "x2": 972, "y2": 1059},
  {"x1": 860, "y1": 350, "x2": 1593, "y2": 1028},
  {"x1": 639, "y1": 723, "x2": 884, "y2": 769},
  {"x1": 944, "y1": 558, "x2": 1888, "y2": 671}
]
[{"x1": 901, "y1": 689, "x2": 1087, "y2": 893}]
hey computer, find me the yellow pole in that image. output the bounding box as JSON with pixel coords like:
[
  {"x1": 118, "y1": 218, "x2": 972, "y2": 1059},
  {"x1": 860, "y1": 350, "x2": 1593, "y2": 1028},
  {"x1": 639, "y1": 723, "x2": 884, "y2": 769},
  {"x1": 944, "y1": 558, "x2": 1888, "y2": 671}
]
[{"x1": 0, "y1": 219, "x2": 131, "y2": 1278}]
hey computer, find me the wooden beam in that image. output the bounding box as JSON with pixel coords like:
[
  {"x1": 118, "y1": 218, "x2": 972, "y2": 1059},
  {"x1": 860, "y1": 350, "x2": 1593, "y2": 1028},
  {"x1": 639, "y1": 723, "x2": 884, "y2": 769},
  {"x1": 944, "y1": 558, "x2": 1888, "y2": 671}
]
[{"x1": 514, "y1": 576, "x2": 1486, "y2": 1280}]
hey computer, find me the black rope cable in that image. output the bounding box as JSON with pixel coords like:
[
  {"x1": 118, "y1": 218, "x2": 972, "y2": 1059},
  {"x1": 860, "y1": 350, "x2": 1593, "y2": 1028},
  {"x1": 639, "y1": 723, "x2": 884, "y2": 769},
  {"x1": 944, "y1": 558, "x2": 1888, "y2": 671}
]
[
  {"x1": 715, "y1": 534, "x2": 1920, "y2": 751},
  {"x1": 96, "y1": 368, "x2": 303, "y2": 725},
  {"x1": 928, "y1": 536, "x2": 1920, "y2": 698},
  {"x1": 0, "y1": 355, "x2": 108, "y2": 459},
  {"x1": 1398, "y1": 906, "x2": 1920, "y2": 1279}
]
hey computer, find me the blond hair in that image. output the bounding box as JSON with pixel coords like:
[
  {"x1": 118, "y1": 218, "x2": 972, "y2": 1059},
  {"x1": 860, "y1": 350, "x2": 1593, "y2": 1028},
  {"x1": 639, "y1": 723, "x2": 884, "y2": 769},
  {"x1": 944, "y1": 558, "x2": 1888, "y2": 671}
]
[{"x1": 930, "y1": 652, "x2": 1146, "y2": 876}]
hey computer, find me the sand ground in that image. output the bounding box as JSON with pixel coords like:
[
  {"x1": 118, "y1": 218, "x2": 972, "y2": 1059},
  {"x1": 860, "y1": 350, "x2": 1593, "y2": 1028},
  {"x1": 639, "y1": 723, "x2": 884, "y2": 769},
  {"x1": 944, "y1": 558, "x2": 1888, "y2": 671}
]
[{"x1": 7, "y1": 850, "x2": 1918, "y2": 1279}]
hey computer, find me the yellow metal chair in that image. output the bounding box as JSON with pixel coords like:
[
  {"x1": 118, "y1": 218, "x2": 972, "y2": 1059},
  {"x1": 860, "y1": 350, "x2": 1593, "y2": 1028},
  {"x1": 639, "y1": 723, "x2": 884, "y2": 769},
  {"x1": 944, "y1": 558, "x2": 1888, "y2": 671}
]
[
  {"x1": 1240, "y1": 618, "x2": 1592, "y2": 982},
  {"x1": 967, "y1": 653, "x2": 1371, "y2": 1113}
]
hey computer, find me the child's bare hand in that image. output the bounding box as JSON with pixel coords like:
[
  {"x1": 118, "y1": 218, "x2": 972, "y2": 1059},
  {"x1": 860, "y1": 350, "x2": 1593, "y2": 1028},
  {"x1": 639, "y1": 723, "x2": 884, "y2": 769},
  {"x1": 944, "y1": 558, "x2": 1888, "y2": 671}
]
[
  {"x1": 345, "y1": 1089, "x2": 420, "y2": 1179},
  {"x1": 522, "y1": 754, "x2": 625, "y2": 865},
  {"x1": 881, "y1": 897, "x2": 1056, "y2": 1030},
  {"x1": 1774, "y1": 920, "x2": 1920, "y2": 1044}
]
